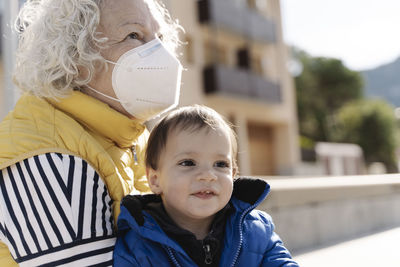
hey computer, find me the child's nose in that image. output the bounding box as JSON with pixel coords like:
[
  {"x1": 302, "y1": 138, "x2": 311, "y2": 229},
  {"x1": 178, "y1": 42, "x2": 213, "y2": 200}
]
[{"x1": 197, "y1": 167, "x2": 217, "y2": 181}]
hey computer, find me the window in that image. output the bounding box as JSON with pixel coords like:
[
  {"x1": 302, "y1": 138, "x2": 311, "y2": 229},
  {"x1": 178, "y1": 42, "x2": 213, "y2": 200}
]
[{"x1": 237, "y1": 48, "x2": 250, "y2": 69}]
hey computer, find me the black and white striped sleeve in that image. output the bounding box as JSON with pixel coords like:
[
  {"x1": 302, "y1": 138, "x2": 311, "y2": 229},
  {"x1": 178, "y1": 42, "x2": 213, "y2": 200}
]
[{"x1": 0, "y1": 153, "x2": 116, "y2": 266}]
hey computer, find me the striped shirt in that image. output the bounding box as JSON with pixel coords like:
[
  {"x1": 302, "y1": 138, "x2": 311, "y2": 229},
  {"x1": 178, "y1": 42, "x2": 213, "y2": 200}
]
[{"x1": 0, "y1": 153, "x2": 116, "y2": 266}]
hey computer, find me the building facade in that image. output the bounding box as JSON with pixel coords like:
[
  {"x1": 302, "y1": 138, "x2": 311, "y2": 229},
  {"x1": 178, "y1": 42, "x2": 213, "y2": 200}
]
[
  {"x1": 0, "y1": 0, "x2": 300, "y2": 176},
  {"x1": 165, "y1": 0, "x2": 300, "y2": 175}
]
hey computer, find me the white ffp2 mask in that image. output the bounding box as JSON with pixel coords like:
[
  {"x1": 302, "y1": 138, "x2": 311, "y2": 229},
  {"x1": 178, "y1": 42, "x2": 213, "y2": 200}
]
[{"x1": 88, "y1": 37, "x2": 182, "y2": 122}]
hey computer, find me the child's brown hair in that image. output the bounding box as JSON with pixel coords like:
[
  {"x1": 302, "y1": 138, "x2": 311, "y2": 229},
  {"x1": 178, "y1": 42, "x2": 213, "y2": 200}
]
[{"x1": 145, "y1": 105, "x2": 238, "y2": 174}]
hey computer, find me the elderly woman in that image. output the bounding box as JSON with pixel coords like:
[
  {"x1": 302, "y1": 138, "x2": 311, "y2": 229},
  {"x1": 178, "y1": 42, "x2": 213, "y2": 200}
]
[{"x1": 0, "y1": 0, "x2": 182, "y2": 265}]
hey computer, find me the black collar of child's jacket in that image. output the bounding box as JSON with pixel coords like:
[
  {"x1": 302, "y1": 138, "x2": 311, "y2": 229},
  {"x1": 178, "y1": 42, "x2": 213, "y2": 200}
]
[
  {"x1": 232, "y1": 177, "x2": 269, "y2": 205},
  {"x1": 121, "y1": 194, "x2": 162, "y2": 226}
]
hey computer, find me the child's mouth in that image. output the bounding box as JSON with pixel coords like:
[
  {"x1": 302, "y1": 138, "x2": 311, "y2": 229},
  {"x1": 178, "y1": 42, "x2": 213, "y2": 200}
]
[{"x1": 193, "y1": 190, "x2": 215, "y2": 199}]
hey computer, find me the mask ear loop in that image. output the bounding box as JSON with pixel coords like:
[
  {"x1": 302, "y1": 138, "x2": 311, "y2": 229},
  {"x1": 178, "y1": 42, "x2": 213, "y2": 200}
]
[
  {"x1": 104, "y1": 59, "x2": 134, "y2": 73},
  {"x1": 104, "y1": 59, "x2": 122, "y2": 67},
  {"x1": 85, "y1": 84, "x2": 128, "y2": 104}
]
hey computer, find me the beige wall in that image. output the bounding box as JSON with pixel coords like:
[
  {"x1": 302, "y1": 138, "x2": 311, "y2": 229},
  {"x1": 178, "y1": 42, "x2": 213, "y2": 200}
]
[{"x1": 166, "y1": 0, "x2": 300, "y2": 176}]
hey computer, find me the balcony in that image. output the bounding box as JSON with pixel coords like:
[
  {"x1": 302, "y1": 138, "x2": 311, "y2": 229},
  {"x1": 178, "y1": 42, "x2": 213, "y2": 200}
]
[
  {"x1": 203, "y1": 64, "x2": 282, "y2": 103},
  {"x1": 198, "y1": 0, "x2": 276, "y2": 43},
  {"x1": 247, "y1": 10, "x2": 276, "y2": 43}
]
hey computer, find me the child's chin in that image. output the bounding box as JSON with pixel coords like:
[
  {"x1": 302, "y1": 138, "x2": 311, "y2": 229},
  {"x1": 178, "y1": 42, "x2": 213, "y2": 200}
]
[{"x1": 188, "y1": 209, "x2": 218, "y2": 219}]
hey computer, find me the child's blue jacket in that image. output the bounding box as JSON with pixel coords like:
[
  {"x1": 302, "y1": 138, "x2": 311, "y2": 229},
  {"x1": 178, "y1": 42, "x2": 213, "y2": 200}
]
[{"x1": 114, "y1": 178, "x2": 299, "y2": 266}]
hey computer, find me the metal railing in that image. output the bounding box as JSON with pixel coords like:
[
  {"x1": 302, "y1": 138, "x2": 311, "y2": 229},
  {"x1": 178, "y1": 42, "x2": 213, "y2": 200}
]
[
  {"x1": 203, "y1": 64, "x2": 282, "y2": 103},
  {"x1": 198, "y1": 0, "x2": 276, "y2": 43}
]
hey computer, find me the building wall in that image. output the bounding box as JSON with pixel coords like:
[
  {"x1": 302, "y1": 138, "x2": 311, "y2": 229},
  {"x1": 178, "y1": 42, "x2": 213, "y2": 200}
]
[{"x1": 166, "y1": 0, "x2": 300, "y2": 175}]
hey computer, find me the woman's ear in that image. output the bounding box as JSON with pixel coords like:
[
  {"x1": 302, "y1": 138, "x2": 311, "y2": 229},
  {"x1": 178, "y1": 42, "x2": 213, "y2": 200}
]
[{"x1": 146, "y1": 168, "x2": 162, "y2": 194}]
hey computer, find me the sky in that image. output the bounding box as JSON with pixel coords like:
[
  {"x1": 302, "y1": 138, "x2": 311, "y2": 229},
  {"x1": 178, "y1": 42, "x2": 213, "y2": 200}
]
[{"x1": 281, "y1": 0, "x2": 400, "y2": 71}]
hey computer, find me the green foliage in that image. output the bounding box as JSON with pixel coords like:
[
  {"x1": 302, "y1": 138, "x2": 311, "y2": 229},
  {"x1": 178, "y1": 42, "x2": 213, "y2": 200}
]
[
  {"x1": 294, "y1": 49, "x2": 364, "y2": 141},
  {"x1": 333, "y1": 99, "x2": 398, "y2": 172},
  {"x1": 299, "y1": 135, "x2": 314, "y2": 149},
  {"x1": 294, "y1": 48, "x2": 399, "y2": 171}
]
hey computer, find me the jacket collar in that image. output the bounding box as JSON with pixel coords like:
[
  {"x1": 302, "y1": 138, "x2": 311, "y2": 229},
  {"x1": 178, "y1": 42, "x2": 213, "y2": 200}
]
[
  {"x1": 118, "y1": 204, "x2": 189, "y2": 254},
  {"x1": 48, "y1": 91, "x2": 145, "y2": 148},
  {"x1": 230, "y1": 177, "x2": 270, "y2": 212}
]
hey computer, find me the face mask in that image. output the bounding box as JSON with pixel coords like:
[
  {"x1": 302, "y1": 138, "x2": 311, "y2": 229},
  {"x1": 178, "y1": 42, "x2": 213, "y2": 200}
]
[{"x1": 87, "y1": 37, "x2": 182, "y2": 122}]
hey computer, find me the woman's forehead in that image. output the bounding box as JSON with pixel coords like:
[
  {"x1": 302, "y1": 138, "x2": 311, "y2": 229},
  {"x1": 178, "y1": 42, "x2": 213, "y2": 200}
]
[{"x1": 99, "y1": 0, "x2": 157, "y2": 30}]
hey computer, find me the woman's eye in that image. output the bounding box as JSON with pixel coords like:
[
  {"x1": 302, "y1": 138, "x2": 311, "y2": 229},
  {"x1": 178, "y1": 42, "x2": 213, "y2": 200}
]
[
  {"x1": 214, "y1": 161, "x2": 230, "y2": 168},
  {"x1": 178, "y1": 160, "x2": 195, "y2": 167},
  {"x1": 126, "y1": 32, "x2": 139, "y2": 40}
]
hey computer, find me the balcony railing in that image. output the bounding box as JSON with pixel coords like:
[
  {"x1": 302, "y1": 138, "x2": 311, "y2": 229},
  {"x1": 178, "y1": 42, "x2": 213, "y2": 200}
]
[
  {"x1": 203, "y1": 64, "x2": 282, "y2": 103},
  {"x1": 247, "y1": 10, "x2": 276, "y2": 43},
  {"x1": 198, "y1": 0, "x2": 276, "y2": 43}
]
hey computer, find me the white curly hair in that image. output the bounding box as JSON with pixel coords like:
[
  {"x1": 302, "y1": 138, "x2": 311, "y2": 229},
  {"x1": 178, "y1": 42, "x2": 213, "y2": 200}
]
[{"x1": 13, "y1": 0, "x2": 182, "y2": 99}]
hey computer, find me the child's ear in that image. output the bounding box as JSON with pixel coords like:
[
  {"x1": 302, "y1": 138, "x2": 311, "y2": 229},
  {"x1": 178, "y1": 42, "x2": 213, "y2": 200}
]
[
  {"x1": 147, "y1": 167, "x2": 162, "y2": 194},
  {"x1": 232, "y1": 166, "x2": 238, "y2": 178}
]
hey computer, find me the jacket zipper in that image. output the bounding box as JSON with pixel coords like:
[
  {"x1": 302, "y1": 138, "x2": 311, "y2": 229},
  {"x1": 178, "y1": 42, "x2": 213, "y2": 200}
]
[
  {"x1": 166, "y1": 246, "x2": 182, "y2": 267},
  {"x1": 230, "y1": 203, "x2": 258, "y2": 267},
  {"x1": 203, "y1": 244, "x2": 212, "y2": 264}
]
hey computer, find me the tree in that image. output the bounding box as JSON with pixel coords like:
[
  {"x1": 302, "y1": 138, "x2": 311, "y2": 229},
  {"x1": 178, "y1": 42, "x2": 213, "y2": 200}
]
[
  {"x1": 333, "y1": 99, "x2": 398, "y2": 172},
  {"x1": 294, "y1": 49, "x2": 364, "y2": 142}
]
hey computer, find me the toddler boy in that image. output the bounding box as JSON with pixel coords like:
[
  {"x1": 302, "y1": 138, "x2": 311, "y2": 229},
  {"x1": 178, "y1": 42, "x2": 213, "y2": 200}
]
[{"x1": 114, "y1": 105, "x2": 298, "y2": 266}]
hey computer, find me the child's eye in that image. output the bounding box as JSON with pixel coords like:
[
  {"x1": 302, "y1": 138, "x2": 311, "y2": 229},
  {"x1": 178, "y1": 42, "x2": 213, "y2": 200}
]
[
  {"x1": 214, "y1": 161, "x2": 230, "y2": 168},
  {"x1": 178, "y1": 160, "x2": 195, "y2": 167}
]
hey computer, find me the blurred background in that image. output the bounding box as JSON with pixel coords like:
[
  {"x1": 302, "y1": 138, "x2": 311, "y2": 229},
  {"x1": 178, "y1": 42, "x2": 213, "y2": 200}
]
[{"x1": 1, "y1": 0, "x2": 400, "y2": 265}]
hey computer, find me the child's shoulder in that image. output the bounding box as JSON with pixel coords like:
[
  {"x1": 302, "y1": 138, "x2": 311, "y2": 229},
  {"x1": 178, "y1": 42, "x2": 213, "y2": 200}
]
[
  {"x1": 244, "y1": 209, "x2": 275, "y2": 231},
  {"x1": 235, "y1": 210, "x2": 280, "y2": 255}
]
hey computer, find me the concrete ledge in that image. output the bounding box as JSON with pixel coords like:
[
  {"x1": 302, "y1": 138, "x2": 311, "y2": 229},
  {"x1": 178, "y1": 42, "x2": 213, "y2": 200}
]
[
  {"x1": 256, "y1": 175, "x2": 400, "y2": 252},
  {"x1": 262, "y1": 175, "x2": 400, "y2": 208}
]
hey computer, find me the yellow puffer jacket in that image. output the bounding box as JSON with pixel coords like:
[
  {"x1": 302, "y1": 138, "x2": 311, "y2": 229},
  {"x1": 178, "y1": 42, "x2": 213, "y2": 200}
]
[{"x1": 0, "y1": 91, "x2": 150, "y2": 266}]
